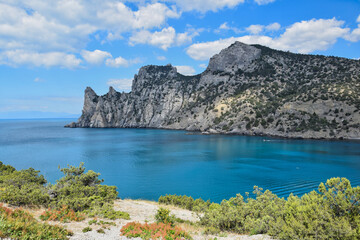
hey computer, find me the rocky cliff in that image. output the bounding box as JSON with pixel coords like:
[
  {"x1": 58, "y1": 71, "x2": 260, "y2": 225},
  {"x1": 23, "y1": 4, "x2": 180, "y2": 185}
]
[{"x1": 66, "y1": 42, "x2": 360, "y2": 139}]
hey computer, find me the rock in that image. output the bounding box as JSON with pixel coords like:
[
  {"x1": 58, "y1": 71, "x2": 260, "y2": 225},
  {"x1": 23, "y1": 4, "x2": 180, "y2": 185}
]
[
  {"x1": 207, "y1": 41, "x2": 261, "y2": 72},
  {"x1": 47, "y1": 189, "x2": 57, "y2": 199},
  {"x1": 67, "y1": 42, "x2": 360, "y2": 140},
  {"x1": 65, "y1": 122, "x2": 77, "y2": 128}
]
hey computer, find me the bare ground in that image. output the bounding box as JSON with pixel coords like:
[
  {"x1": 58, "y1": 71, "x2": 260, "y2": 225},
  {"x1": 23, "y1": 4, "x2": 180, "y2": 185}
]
[
  {"x1": 2, "y1": 200, "x2": 274, "y2": 240},
  {"x1": 66, "y1": 199, "x2": 274, "y2": 240}
]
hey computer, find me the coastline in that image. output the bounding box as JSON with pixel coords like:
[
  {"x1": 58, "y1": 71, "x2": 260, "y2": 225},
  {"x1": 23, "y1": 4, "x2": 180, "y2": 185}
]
[{"x1": 65, "y1": 123, "x2": 360, "y2": 142}]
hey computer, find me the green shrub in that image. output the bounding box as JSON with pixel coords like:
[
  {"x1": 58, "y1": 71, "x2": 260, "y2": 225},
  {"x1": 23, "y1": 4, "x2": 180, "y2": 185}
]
[
  {"x1": 159, "y1": 194, "x2": 210, "y2": 212},
  {"x1": 82, "y1": 227, "x2": 92, "y2": 233},
  {"x1": 203, "y1": 226, "x2": 221, "y2": 235},
  {"x1": 155, "y1": 207, "x2": 176, "y2": 226},
  {"x1": 0, "y1": 204, "x2": 72, "y2": 240},
  {"x1": 201, "y1": 178, "x2": 360, "y2": 239},
  {"x1": 46, "y1": 163, "x2": 129, "y2": 220},
  {"x1": 51, "y1": 163, "x2": 118, "y2": 212},
  {"x1": 85, "y1": 202, "x2": 130, "y2": 220},
  {"x1": 0, "y1": 161, "x2": 49, "y2": 206},
  {"x1": 0, "y1": 161, "x2": 129, "y2": 221}
]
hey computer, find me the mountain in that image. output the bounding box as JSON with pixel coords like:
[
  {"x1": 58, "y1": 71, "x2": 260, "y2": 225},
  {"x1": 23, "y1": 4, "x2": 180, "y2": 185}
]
[{"x1": 66, "y1": 42, "x2": 360, "y2": 139}]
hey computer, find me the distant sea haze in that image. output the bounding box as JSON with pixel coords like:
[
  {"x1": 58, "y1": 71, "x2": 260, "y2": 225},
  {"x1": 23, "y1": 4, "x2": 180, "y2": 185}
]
[
  {"x1": 1, "y1": 119, "x2": 360, "y2": 202},
  {"x1": 0, "y1": 111, "x2": 80, "y2": 119}
]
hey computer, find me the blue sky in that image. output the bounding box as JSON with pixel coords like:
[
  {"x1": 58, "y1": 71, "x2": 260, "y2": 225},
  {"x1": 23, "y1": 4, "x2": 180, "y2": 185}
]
[{"x1": 0, "y1": 0, "x2": 359, "y2": 118}]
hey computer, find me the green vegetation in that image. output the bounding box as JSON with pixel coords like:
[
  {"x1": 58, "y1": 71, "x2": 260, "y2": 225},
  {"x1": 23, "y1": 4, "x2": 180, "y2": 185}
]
[
  {"x1": 159, "y1": 194, "x2": 211, "y2": 212},
  {"x1": 120, "y1": 222, "x2": 192, "y2": 240},
  {"x1": 0, "y1": 162, "x2": 49, "y2": 206},
  {"x1": 40, "y1": 205, "x2": 85, "y2": 222},
  {"x1": 50, "y1": 162, "x2": 118, "y2": 212},
  {"x1": 155, "y1": 207, "x2": 176, "y2": 226},
  {"x1": 0, "y1": 204, "x2": 72, "y2": 240},
  {"x1": 2, "y1": 160, "x2": 360, "y2": 239},
  {"x1": 82, "y1": 226, "x2": 92, "y2": 233},
  {"x1": 160, "y1": 178, "x2": 360, "y2": 239},
  {"x1": 0, "y1": 160, "x2": 130, "y2": 240},
  {"x1": 0, "y1": 161, "x2": 128, "y2": 222}
]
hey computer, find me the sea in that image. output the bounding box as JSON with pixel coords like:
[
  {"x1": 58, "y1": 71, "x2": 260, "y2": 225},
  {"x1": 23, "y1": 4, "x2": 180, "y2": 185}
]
[{"x1": 1, "y1": 118, "x2": 359, "y2": 203}]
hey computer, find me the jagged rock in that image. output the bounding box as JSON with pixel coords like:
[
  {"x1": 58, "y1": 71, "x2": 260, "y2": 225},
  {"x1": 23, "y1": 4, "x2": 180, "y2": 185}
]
[{"x1": 66, "y1": 42, "x2": 360, "y2": 140}]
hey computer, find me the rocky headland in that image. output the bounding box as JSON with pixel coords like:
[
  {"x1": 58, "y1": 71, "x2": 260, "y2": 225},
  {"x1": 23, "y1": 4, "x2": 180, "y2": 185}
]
[{"x1": 66, "y1": 42, "x2": 360, "y2": 139}]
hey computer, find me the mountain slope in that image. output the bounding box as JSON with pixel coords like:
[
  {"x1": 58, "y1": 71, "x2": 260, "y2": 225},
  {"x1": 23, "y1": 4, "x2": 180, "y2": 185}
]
[{"x1": 66, "y1": 42, "x2": 360, "y2": 139}]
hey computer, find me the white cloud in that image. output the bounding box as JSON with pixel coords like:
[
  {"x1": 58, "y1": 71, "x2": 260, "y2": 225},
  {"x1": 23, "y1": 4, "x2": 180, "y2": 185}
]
[
  {"x1": 246, "y1": 25, "x2": 264, "y2": 35},
  {"x1": 199, "y1": 63, "x2": 207, "y2": 68},
  {"x1": 129, "y1": 27, "x2": 198, "y2": 50},
  {"x1": 0, "y1": 50, "x2": 81, "y2": 68},
  {"x1": 175, "y1": 65, "x2": 196, "y2": 75},
  {"x1": 166, "y1": 0, "x2": 245, "y2": 13},
  {"x1": 130, "y1": 28, "x2": 175, "y2": 50},
  {"x1": 187, "y1": 18, "x2": 350, "y2": 60},
  {"x1": 344, "y1": 15, "x2": 360, "y2": 42},
  {"x1": 187, "y1": 37, "x2": 240, "y2": 60},
  {"x1": 266, "y1": 22, "x2": 281, "y2": 31},
  {"x1": 0, "y1": 1, "x2": 180, "y2": 67},
  {"x1": 246, "y1": 22, "x2": 280, "y2": 35},
  {"x1": 105, "y1": 56, "x2": 129, "y2": 68},
  {"x1": 157, "y1": 56, "x2": 167, "y2": 61},
  {"x1": 276, "y1": 18, "x2": 349, "y2": 53},
  {"x1": 219, "y1": 22, "x2": 230, "y2": 30},
  {"x1": 107, "y1": 78, "x2": 133, "y2": 92},
  {"x1": 81, "y1": 50, "x2": 112, "y2": 65},
  {"x1": 216, "y1": 22, "x2": 242, "y2": 34},
  {"x1": 346, "y1": 28, "x2": 360, "y2": 42},
  {"x1": 98, "y1": 2, "x2": 180, "y2": 36},
  {"x1": 254, "y1": 0, "x2": 276, "y2": 5}
]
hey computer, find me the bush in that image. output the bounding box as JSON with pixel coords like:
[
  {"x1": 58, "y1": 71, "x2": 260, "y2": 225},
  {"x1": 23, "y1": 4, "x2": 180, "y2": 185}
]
[
  {"x1": 47, "y1": 163, "x2": 128, "y2": 220},
  {"x1": 51, "y1": 163, "x2": 118, "y2": 212},
  {"x1": 0, "y1": 161, "x2": 49, "y2": 206},
  {"x1": 155, "y1": 207, "x2": 175, "y2": 226},
  {"x1": 82, "y1": 227, "x2": 92, "y2": 233},
  {"x1": 0, "y1": 161, "x2": 129, "y2": 222},
  {"x1": 201, "y1": 178, "x2": 360, "y2": 239},
  {"x1": 120, "y1": 222, "x2": 192, "y2": 240},
  {"x1": 158, "y1": 194, "x2": 210, "y2": 212},
  {"x1": 0, "y1": 204, "x2": 72, "y2": 240},
  {"x1": 85, "y1": 202, "x2": 130, "y2": 220},
  {"x1": 40, "y1": 205, "x2": 85, "y2": 222}
]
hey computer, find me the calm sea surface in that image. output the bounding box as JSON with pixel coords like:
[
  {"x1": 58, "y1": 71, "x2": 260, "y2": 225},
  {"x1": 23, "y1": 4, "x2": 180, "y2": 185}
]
[{"x1": 1, "y1": 119, "x2": 360, "y2": 202}]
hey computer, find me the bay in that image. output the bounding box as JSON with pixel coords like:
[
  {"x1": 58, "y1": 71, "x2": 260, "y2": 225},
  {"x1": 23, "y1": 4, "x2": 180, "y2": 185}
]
[{"x1": 0, "y1": 118, "x2": 359, "y2": 202}]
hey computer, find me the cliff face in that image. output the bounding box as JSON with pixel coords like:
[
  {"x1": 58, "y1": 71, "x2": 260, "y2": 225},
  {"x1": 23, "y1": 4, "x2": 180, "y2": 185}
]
[{"x1": 66, "y1": 42, "x2": 360, "y2": 139}]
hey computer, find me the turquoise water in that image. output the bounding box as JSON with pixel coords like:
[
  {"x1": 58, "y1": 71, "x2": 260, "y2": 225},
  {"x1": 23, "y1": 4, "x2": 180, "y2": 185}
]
[{"x1": 1, "y1": 119, "x2": 360, "y2": 202}]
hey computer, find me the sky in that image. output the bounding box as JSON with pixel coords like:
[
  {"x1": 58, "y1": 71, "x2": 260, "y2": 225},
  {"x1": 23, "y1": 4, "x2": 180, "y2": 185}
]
[{"x1": 0, "y1": 0, "x2": 359, "y2": 118}]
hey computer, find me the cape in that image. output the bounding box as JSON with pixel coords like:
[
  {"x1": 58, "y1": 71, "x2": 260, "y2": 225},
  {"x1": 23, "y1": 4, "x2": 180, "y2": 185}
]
[{"x1": 66, "y1": 42, "x2": 360, "y2": 140}]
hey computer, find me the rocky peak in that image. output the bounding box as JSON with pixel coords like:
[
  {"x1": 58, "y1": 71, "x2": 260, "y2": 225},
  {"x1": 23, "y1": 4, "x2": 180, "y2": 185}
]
[
  {"x1": 106, "y1": 86, "x2": 118, "y2": 97},
  {"x1": 85, "y1": 86, "x2": 97, "y2": 96},
  {"x1": 84, "y1": 87, "x2": 98, "y2": 101},
  {"x1": 132, "y1": 64, "x2": 178, "y2": 92},
  {"x1": 207, "y1": 41, "x2": 261, "y2": 72}
]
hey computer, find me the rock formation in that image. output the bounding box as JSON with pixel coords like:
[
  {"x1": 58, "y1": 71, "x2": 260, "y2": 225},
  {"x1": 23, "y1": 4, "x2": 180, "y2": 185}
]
[{"x1": 66, "y1": 42, "x2": 360, "y2": 139}]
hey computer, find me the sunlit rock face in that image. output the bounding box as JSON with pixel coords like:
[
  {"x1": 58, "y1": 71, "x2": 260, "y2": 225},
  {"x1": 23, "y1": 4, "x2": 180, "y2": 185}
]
[{"x1": 66, "y1": 42, "x2": 360, "y2": 140}]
